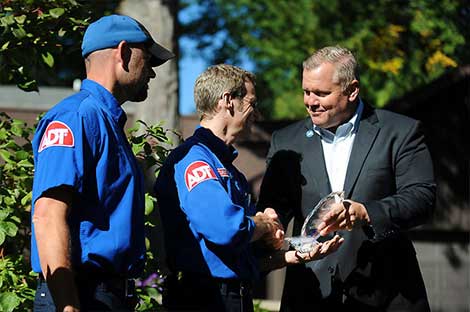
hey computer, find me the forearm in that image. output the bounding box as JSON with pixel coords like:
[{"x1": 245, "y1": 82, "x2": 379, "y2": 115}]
[
  {"x1": 366, "y1": 184, "x2": 435, "y2": 235},
  {"x1": 33, "y1": 197, "x2": 80, "y2": 311},
  {"x1": 257, "y1": 250, "x2": 290, "y2": 272}
]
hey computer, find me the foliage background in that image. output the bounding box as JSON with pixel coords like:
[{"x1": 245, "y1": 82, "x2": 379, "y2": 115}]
[
  {"x1": 180, "y1": 0, "x2": 469, "y2": 119},
  {"x1": 0, "y1": 113, "x2": 174, "y2": 311},
  {"x1": 0, "y1": 0, "x2": 119, "y2": 92}
]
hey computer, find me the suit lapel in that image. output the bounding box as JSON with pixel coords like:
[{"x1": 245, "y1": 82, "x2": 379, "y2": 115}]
[
  {"x1": 343, "y1": 107, "x2": 380, "y2": 198},
  {"x1": 301, "y1": 119, "x2": 331, "y2": 198}
]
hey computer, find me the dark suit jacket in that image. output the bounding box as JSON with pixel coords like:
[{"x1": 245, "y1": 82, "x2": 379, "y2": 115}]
[{"x1": 258, "y1": 105, "x2": 436, "y2": 312}]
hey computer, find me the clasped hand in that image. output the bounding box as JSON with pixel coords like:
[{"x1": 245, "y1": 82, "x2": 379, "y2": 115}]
[
  {"x1": 255, "y1": 208, "x2": 285, "y2": 249},
  {"x1": 317, "y1": 200, "x2": 370, "y2": 236}
]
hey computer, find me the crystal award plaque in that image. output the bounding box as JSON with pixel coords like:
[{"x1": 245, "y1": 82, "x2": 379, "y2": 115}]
[{"x1": 285, "y1": 191, "x2": 344, "y2": 253}]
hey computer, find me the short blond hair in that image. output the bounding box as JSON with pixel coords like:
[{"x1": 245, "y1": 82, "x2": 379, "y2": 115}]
[
  {"x1": 303, "y1": 46, "x2": 359, "y2": 92},
  {"x1": 194, "y1": 64, "x2": 256, "y2": 120}
]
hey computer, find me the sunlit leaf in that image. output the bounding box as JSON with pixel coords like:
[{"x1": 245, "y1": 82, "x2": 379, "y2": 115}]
[
  {"x1": 0, "y1": 150, "x2": 11, "y2": 162},
  {"x1": 58, "y1": 28, "x2": 66, "y2": 37},
  {"x1": 11, "y1": 27, "x2": 27, "y2": 39},
  {"x1": 145, "y1": 194, "x2": 155, "y2": 216},
  {"x1": 41, "y1": 52, "x2": 54, "y2": 68},
  {"x1": 0, "y1": 15, "x2": 15, "y2": 26},
  {"x1": 18, "y1": 80, "x2": 38, "y2": 92},
  {"x1": 1, "y1": 221, "x2": 18, "y2": 237},
  {"x1": 49, "y1": 8, "x2": 65, "y2": 18},
  {"x1": 14, "y1": 15, "x2": 26, "y2": 24},
  {"x1": 1, "y1": 41, "x2": 10, "y2": 51},
  {"x1": 0, "y1": 231, "x2": 5, "y2": 246},
  {"x1": 0, "y1": 292, "x2": 21, "y2": 312}
]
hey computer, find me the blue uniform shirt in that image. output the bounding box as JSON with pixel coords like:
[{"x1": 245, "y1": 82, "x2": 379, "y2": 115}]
[
  {"x1": 31, "y1": 79, "x2": 145, "y2": 276},
  {"x1": 156, "y1": 127, "x2": 259, "y2": 280}
]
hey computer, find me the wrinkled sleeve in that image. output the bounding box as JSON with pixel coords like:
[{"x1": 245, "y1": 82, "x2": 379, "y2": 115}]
[
  {"x1": 32, "y1": 112, "x2": 88, "y2": 204},
  {"x1": 365, "y1": 121, "x2": 436, "y2": 240},
  {"x1": 173, "y1": 147, "x2": 255, "y2": 250}
]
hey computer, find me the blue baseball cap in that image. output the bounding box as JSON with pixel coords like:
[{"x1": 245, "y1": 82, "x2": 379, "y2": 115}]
[{"x1": 81, "y1": 14, "x2": 175, "y2": 66}]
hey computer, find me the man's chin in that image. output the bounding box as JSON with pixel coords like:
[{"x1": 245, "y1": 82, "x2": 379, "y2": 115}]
[
  {"x1": 131, "y1": 90, "x2": 148, "y2": 103},
  {"x1": 311, "y1": 116, "x2": 328, "y2": 128}
]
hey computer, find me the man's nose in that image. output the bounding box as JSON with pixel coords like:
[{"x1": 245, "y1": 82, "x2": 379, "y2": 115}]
[
  {"x1": 305, "y1": 94, "x2": 319, "y2": 107},
  {"x1": 306, "y1": 93, "x2": 319, "y2": 104}
]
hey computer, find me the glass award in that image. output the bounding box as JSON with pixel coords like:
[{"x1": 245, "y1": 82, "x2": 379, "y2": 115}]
[{"x1": 285, "y1": 191, "x2": 344, "y2": 253}]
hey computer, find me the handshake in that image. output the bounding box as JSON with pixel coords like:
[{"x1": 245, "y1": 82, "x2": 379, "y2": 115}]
[
  {"x1": 251, "y1": 203, "x2": 343, "y2": 267},
  {"x1": 252, "y1": 191, "x2": 370, "y2": 267}
]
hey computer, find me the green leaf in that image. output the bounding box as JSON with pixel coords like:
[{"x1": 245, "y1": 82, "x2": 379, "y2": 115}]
[
  {"x1": 0, "y1": 141, "x2": 17, "y2": 149},
  {"x1": 0, "y1": 128, "x2": 8, "y2": 140},
  {"x1": 41, "y1": 52, "x2": 54, "y2": 68},
  {"x1": 144, "y1": 194, "x2": 155, "y2": 216},
  {"x1": 11, "y1": 125, "x2": 23, "y2": 137},
  {"x1": 0, "y1": 15, "x2": 15, "y2": 26},
  {"x1": 18, "y1": 80, "x2": 38, "y2": 92},
  {"x1": 0, "y1": 292, "x2": 21, "y2": 312},
  {"x1": 58, "y1": 28, "x2": 66, "y2": 37},
  {"x1": 17, "y1": 159, "x2": 34, "y2": 168},
  {"x1": 0, "y1": 210, "x2": 8, "y2": 221},
  {"x1": 15, "y1": 150, "x2": 30, "y2": 160},
  {"x1": 11, "y1": 26, "x2": 27, "y2": 39},
  {"x1": 0, "y1": 149, "x2": 11, "y2": 162},
  {"x1": 1, "y1": 41, "x2": 10, "y2": 51},
  {"x1": 1, "y1": 221, "x2": 18, "y2": 237},
  {"x1": 0, "y1": 230, "x2": 5, "y2": 246},
  {"x1": 4, "y1": 196, "x2": 15, "y2": 206},
  {"x1": 21, "y1": 192, "x2": 32, "y2": 206},
  {"x1": 10, "y1": 216, "x2": 21, "y2": 223},
  {"x1": 14, "y1": 15, "x2": 26, "y2": 24},
  {"x1": 145, "y1": 287, "x2": 159, "y2": 298},
  {"x1": 49, "y1": 8, "x2": 65, "y2": 18}
]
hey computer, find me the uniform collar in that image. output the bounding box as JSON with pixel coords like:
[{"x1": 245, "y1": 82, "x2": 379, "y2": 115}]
[
  {"x1": 193, "y1": 126, "x2": 238, "y2": 163},
  {"x1": 81, "y1": 79, "x2": 127, "y2": 128}
]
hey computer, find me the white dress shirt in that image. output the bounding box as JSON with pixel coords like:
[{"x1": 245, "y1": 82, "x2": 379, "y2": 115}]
[{"x1": 313, "y1": 100, "x2": 364, "y2": 192}]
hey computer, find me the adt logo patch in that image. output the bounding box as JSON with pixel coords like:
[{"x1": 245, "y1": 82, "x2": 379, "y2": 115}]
[
  {"x1": 38, "y1": 121, "x2": 75, "y2": 152},
  {"x1": 184, "y1": 161, "x2": 217, "y2": 191}
]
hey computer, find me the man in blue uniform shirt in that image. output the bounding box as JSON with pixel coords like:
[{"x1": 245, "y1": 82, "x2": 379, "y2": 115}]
[
  {"x1": 155, "y1": 64, "x2": 343, "y2": 311},
  {"x1": 31, "y1": 15, "x2": 174, "y2": 312}
]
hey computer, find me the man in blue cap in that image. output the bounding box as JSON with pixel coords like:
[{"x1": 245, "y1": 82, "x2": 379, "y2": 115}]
[{"x1": 31, "y1": 14, "x2": 174, "y2": 312}]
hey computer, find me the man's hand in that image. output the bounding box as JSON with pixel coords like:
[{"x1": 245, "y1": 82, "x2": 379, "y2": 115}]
[
  {"x1": 251, "y1": 208, "x2": 284, "y2": 249},
  {"x1": 258, "y1": 234, "x2": 344, "y2": 272},
  {"x1": 318, "y1": 200, "x2": 370, "y2": 236},
  {"x1": 286, "y1": 234, "x2": 344, "y2": 264}
]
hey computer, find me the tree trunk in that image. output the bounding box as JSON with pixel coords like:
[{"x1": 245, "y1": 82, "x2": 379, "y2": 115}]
[
  {"x1": 118, "y1": 0, "x2": 179, "y2": 132},
  {"x1": 118, "y1": 1, "x2": 179, "y2": 274}
]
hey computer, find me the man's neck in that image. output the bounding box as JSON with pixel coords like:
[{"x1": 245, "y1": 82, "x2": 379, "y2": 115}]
[{"x1": 200, "y1": 115, "x2": 232, "y2": 146}]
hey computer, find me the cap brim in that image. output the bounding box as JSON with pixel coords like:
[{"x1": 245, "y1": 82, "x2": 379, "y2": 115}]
[{"x1": 148, "y1": 41, "x2": 175, "y2": 67}]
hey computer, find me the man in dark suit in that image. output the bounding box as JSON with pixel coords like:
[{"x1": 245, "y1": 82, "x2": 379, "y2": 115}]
[{"x1": 258, "y1": 46, "x2": 436, "y2": 311}]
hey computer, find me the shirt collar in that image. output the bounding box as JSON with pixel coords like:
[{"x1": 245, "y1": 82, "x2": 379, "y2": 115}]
[
  {"x1": 81, "y1": 79, "x2": 127, "y2": 128},
  {"x1": 193, "y1": 126, "x2": 238, "y2": 163},
  {"x1": 313, "y1": 99, "x2": 364, "y2": 142}
]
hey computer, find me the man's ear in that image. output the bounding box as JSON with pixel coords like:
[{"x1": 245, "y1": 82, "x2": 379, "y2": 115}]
[
  {"x1": 117, "y1": 40, "x2": 131, "y2": 72},
  {"x1": 222, "y1": 92, "x2": 233, "y2": 108},
  {"x1": 347, "y1": 80, "x2": 359, "y2": 102}
]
